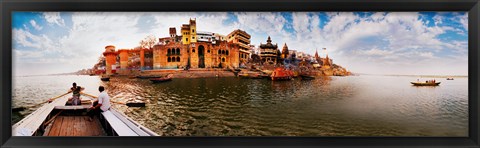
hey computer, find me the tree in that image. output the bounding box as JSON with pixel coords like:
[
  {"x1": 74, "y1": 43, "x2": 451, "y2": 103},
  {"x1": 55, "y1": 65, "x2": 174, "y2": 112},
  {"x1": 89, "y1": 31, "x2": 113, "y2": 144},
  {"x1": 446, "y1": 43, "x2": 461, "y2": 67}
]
[{"x1": 139, "y1": 35, "x2": 157, "y2": 50}]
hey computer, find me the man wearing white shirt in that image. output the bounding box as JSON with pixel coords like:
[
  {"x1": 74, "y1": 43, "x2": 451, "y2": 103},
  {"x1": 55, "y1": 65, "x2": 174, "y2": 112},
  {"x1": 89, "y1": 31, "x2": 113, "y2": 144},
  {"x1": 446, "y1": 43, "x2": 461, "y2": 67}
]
[{"x1": 87, "y1": 86, "x2": 111, "y2": 121}]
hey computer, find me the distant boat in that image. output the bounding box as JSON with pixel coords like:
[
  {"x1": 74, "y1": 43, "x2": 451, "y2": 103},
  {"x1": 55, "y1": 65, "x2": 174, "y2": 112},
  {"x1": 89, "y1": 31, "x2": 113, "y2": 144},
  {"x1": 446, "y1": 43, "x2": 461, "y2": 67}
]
[
  {"x1": 136, "y1": 75, "x2": 162, "y2": 79},
  {"x1": 271, "y1": 68, "x2": 293, "y2": 81},
  {"x1": 300, "y1": 74, "x2": 315, "y2": 80},
  {"x1": 447, "y1": 77, "x2": 454, "y2": 80},
  {"x1": 100, "y1": 76, "x2": 110, "y2": 81},
  {"x1": 239, "y1": 73, "x2": 263, "y2": 79},
  {"x1": 411, "y1": 81, "x2": 440, "y2": 86},
  {"x1": 150, "y1": 74, "x2": 173, "y2": 83}
]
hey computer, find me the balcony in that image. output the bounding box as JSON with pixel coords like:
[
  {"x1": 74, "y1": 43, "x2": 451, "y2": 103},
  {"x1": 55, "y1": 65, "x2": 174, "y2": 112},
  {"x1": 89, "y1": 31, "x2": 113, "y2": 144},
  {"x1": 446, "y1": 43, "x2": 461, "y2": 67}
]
[{"x1": 236, "y1": 35, "x2": 250, "y2": 44}]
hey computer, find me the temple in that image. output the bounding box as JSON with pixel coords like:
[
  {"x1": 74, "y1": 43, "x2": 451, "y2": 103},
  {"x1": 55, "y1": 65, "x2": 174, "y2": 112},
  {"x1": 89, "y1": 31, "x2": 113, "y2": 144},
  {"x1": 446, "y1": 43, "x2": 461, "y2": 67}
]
[{"x1": 259, "y1": 36, "x2": 280, "y2": 64}]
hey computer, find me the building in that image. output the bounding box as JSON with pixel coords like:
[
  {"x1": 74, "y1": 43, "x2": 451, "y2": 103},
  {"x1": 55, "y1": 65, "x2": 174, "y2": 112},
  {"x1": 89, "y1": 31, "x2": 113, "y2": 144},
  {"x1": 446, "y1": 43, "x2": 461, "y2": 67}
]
[
  {"x1": 249, "y1": 44, "x2": 256, "y2": 58},
  {"x1": 314, "y1": 48, "x2": 333, "y2": 69},
  {"x1": 259, "y1": 36, "x2": 280, "y2": 64},
  {"x1": 152, "y1": 19, "x2": 241, "y2": 69},
  {"x1": 281, "y1": 43, "x2": 289, "y2": 59},
  {"x1": 153, "y1": 40, "x2": 240, "y2": 69},
  {"x1": 213, "y1": 33, "x2": 226, "y2": 41},
  {"x1": 197, "y1": 31, "x2": 216, "y2": 44},
  {"x1": 181, "y1": 18, "x2": 197, "y2": 45},
  {"x1": 227, "y1": 29, "x2": 251, "y2": 63}
]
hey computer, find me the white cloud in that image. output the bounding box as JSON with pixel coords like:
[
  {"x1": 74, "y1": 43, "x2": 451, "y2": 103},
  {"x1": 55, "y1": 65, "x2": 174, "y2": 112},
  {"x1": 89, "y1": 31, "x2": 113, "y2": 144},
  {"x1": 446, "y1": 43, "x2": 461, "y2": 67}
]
[
  {"x1": 42, "y1": 12, "x2": 65, "y2": 26},
  {"x1": 13, "y1": 12, "x2": 468, "y2": 76},
  {"x1": 13, "y1": 28, "x2": 56, "y2": 51},
  {"x1": 458, "y1": 13, "x2": 468, "y2": 30},
  {"x1": 29, "y1": 20, "x2": 43, "y2": 30}
]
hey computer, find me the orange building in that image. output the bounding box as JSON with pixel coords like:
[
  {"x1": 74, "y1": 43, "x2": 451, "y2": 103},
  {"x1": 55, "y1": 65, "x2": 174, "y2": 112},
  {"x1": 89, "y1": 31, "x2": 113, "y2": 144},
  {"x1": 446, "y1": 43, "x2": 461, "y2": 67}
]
[
  {"x1": 103, "y1": 45, "x2": 118, "y2": 75},
  {"x1": 227, "y1": 29, "x2": 251, "y2": 63},
  {"x1": 153, "y1": 40, "x2": 240, "y2": 69}
]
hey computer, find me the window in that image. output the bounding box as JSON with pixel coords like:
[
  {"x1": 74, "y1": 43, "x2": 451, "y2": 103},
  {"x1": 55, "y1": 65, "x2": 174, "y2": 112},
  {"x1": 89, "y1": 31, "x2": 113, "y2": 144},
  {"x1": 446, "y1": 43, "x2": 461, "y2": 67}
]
[
  {"x1": 218, "y1": 50, "x2": 221, "y2": 54},
  {"x1": 192, "y1": 37, "x2": 195, "y2": 39},
  {"x1": 192, "y1": 29, "x2": 195, "y2": 32},
  {"x1": 222, "y1": 58, "x2": 225, "y2": 62},
  {"x1": 186, "y1": 38, "x2": 188, "y2": 42},
  {"x1": 168, "y1": 57, "x2": 171, "y2": 62},
  {"x1": 171, "y1": 48, "x2": 175, "y2": 55},
  {"x1": 207, "y1": 50, "x2": 210, "y2": 53},
  {"x1": 172, "y1": 57, "x2": 176, "y2": 62},
  {"x1": 222, "y1": 50, "x2": 225, "y2": 55},
  {"x1": 177, "y1": 57, "x2": 180, "y2": 62},
  {"x1": 192, "y1": 49, "x2": 195, "y2": 53},
  {"x1": 176, "y1": 48, "x2": 180, "y2": 55},
  {"x1": 167, "y1": 48, "x2": 171, "y2": 55},
  {"x1": 226, "y1": 50, "x2": 229, "y2": 55}
]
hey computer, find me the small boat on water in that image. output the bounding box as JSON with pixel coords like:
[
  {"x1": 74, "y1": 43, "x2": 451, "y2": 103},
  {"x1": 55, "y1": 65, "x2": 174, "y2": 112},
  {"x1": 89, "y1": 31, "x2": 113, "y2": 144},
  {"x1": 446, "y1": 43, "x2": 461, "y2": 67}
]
[
  {"x1": 100, "y1": 76, "x2": 110, "y2": 81},
  {"x1": 149, "y1": 74, "x2": 173, "y2": 83},
  {"x1": 300, "y1": 74, "x2": 315, "y2": 80},
  {"x1": 271, "y1": 68, "x2": 294, "y2": 81},
  {"x1": 238, "y1": 73, "x2": 263, "y2": 79},
  {"x1": 411, "y1": 81, "x2": 441, "y2": 86},
  {"x1": 136, "y1": 75, "x2": 162, "y2": 79},
  {"x1": 447, "y1": 77, "x2": 454, "y2": 80},
  {"x1": 12, "y1": 93, "x2": 157, "y2": 136}
]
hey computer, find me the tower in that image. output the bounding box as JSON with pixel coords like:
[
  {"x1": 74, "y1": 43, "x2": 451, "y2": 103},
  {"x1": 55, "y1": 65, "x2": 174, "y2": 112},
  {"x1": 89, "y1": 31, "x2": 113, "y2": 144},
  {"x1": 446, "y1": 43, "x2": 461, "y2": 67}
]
[
  {"x1": 189, "y1": 18, "x2": 197, "y2": 43},
  {"x1": 281, "y1": 43, "x2": 289, "y2": 59},
  {"x1": 181, "y1": 24, "x2": 190, "y2": 45},
  {"x1": 103, "y1": 45, "x2": 118, "y2": 75},
  {"x1": 169, "y1": 27, "x2": 177, "y2": 38}
]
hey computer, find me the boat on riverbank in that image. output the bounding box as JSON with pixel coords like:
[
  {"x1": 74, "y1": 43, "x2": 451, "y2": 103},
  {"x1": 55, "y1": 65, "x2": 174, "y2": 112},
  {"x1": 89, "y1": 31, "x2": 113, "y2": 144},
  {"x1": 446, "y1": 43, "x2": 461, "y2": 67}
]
[
  {"x1": 12, "y1": 92, "x2": 158, "y2": 136},
  {"x1": 100, "y1": 76, "x2": 110, "y2": 81},
  {"x1": 136, "y1": 75, "x2": 162, "y2": 79},
  {"x1": 150, "y1": 74, "x2": 173, "y2": 83},
  {"x1": 447, "y1": 77, "x2": 454, "y2": 80},
  {"x1": 411, "y1": 81, "x2": 441, "y2": 86},
  {"x1": 300, "y1": 74, "x2": 315, "y2": 80},
  {"x1": 238, "y1": 73, "x2": 263, "y2": 79},
  {"x1": 271, "y1": 68, "x2": 293, "y2": 81}
]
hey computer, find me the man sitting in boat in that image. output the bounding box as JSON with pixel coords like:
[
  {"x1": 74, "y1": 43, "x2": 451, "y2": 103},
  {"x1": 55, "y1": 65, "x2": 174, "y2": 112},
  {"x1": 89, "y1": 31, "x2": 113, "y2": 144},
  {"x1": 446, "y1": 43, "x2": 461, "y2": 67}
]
[
  {"x1": 87, "y1": 86, "x2": 111, "y2": 122},
  {"x1": 67, "y1": 82, "x2": 84, "y2": 105}
]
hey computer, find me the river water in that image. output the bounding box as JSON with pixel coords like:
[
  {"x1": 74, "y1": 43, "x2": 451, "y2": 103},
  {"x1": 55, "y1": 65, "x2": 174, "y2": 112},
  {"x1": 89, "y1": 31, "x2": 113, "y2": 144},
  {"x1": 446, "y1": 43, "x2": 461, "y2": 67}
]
[{"x1": 12, "y1": 75, "x2": 468, "y2": 136}]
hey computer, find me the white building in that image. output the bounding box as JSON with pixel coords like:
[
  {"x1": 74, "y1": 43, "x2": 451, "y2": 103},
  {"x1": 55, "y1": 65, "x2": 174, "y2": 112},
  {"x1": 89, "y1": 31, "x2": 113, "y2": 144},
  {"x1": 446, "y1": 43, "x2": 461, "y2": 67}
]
[
  {"x1": 197, "y1": 31, "x2": 216, "y2": 44},
  {"x1": 212, "y1": 33, "x2": 226, "y2": 41}
]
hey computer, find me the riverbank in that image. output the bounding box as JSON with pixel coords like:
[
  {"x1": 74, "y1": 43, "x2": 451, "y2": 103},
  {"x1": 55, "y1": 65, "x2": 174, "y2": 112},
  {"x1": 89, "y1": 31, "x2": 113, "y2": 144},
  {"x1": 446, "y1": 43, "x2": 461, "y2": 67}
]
[{"x1": 115, "y1": 69, "x2": 236, "y2": 78}]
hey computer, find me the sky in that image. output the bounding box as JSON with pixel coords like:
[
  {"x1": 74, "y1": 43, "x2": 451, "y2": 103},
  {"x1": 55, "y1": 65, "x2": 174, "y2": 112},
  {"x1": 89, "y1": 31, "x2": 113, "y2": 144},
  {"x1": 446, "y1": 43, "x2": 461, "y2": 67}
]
[{"x1": 12, "y1": 12, "x2": 468, "y2": 76}]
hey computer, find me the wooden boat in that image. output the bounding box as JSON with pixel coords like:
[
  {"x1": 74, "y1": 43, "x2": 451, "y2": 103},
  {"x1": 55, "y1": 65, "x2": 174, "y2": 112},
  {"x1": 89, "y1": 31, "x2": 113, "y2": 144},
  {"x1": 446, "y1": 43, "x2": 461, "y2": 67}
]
[
  {"x1": 238, "y1": 73, "x2": 263, "y2": 79},
  {"x1": 100, "y1": 77, "x2": 110, "y2": 81},
  {"x1": 12, "y1": 93, "x2": 158, "y2": 136},
  {"x1": 136, "y1": 75, "x2": 162, "y2": 79},
  {"x1": 150, "y1": 74, "x2": 173, "y2": 83},
  {"x1": 410, "y1": 81, "x2": 441, "y2": 86},
  {"x1": 271, "y1": 68, "x2": 293, "y2": 81},
  {"x1": 447, "y1": 78, "x2": 454, "y2": 80},
  {"x1": 300, "y1": 74, "x2": 315, "y2": 80}
]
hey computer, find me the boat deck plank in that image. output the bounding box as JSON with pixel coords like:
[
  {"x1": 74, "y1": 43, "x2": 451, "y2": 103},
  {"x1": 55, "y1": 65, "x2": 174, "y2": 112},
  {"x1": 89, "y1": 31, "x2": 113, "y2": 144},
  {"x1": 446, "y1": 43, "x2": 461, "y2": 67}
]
[
  {"x1": 46, "y1": 116, "x2": 105, "y2": 136},
  {"x1": 12, "y1": 96, "x2": 70, "y2": 136}
]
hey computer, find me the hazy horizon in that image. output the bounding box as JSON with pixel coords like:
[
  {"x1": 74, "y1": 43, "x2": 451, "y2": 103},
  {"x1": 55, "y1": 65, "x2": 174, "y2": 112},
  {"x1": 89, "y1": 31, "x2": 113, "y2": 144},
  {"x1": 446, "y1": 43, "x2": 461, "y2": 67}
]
[{"x1": 13, "y1": 12, "x2": 468, "y2": 76}]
